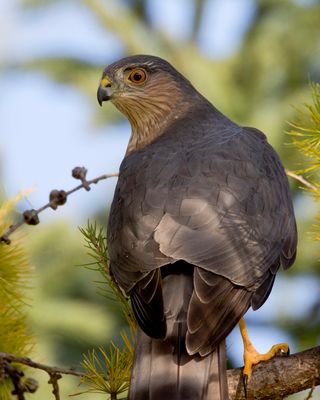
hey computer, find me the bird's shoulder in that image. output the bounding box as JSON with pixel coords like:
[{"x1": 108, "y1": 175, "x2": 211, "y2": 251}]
[{"x1": 118, "y1": 121, "x2": 273, "y2": 187}]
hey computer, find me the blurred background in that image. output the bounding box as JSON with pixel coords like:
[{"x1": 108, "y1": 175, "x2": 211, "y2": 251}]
[{"x1": 0, "y1": 0, "x2": 319, "y2": 398}]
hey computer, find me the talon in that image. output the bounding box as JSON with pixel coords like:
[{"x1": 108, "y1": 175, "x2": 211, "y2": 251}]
[
  {"x1": 270, "y1": 343, "x2": 289, "y2": 358},
  {"x1": 278, "y1": 348, "x2": 287, "y2": 356},
  {"x1": 242, "y1": 373, "x2": 248, "y2": 398},
  {"x1": 278, "y1": 346, "x2": 290, "y2": 356},
  {"x1": 239, "y1": 318, "x2": 290, "y2": 385}
]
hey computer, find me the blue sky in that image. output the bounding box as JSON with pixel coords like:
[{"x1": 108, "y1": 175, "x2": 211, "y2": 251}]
[{"x1": 0, "y1": 0, "x2": 255, "y2": 222}]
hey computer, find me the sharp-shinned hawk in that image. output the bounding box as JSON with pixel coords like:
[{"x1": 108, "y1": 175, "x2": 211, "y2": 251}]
[{"x1": 97, "y1": 55, "x2": 297, "y2": 400}]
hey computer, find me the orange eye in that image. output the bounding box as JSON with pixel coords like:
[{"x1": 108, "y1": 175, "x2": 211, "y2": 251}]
[{"x1": 128, "y1": 69, "x2": 147, "y2": 84}]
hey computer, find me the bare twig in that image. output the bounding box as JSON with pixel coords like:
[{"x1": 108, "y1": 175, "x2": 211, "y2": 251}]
[
  {"x1": 48, "y1": 373, "x2": 62, "y2": 400},
  {"x1": 0, "y1": 353, "x2": 85, "y2": 378},
  {"x1": 0, "y1": 167, "x2": 118, "y2": 245},
  {"x1": 286, "y1": 170, "x2": 318, "y2": 191},
  {"x1": 4, "y1": 363, "x2": 26, "y2": 400},
  {"x1": 305, "y1": 383, "x2": 315, "y2": 400},
  {"x1": 1, "y1": 352, "x2": 86, "y2": 400}
]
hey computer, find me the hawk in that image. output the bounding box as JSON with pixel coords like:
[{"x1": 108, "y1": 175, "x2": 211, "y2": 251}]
[{"x1": 97, "y1": 55, "x2": 297, "y2": 399}]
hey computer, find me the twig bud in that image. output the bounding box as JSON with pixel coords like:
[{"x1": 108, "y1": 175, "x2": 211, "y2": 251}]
[
  {"x1": 22, "y1": 377, "x2": 39, "y2": 393},
  {"x1": 0, "y1": 235, "x2": 11, "y2": 245},
  {"x1": 1, "y1": 167, "x2": 118, "y2": 243},
  {"x1": 72, "y1": 166, "x2": 87, "y2": 180},
  {"x1": 23, "y1": 210, "x2": 39, "y2": 225},
  {"x1": 72, "y1": 166, "x2": 90, "y2": 191},
  {"x1": 49, "y1": 190, "x2": 67, "y2": 210}
]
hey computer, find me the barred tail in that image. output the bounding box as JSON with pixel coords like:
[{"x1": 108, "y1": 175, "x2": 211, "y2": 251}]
[{"x1": 128, "y1": 273, "x2": 229, "y2": 400}]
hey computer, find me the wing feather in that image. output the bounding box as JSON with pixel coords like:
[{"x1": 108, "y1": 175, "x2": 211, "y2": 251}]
[{"x1": 108, "y1": 119, "x2": 297, "y2": 351}]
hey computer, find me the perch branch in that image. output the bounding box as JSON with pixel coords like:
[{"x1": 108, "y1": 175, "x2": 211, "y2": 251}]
[
  {"x1": 2, "y1": 347, "x2": 319, "y2": 399},
  {"x1": 227, "y1": 346, "x2": 320, "y2": 399}
]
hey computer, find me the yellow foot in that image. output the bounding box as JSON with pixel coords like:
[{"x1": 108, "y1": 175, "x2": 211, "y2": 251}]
[
  {"x1": 243, "y1": 342, "x2": 289, "y2": 380},
  {"x1": 239, "y1": 318, "x2": 289, "y2": 396}
]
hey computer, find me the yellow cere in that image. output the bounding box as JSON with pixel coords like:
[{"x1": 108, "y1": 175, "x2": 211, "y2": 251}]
[{"x1": 101, "y1": 76, "x2": 111, "y2": 87}]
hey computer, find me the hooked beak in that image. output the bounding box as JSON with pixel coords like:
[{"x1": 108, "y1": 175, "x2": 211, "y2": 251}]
[{"x1": 97, "y1": 76, "x2": 113, "y2": 106}]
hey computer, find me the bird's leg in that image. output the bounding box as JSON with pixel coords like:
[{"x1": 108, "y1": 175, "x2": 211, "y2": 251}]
[{"x1": 239, "y1": 317, "x2": 289, "y2": 393}]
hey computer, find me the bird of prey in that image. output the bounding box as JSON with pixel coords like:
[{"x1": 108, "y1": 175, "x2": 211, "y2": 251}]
[{"x1": 97, "y1": 55, "x2": 297, "y2": 400}]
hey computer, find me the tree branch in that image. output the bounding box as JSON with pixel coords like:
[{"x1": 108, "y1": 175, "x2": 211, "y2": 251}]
[
  {"x1": 0, "y1": 167, "x2": 118, "y2": 245},
  {"x1": 4, "y1": 363, "x2": 26, "y2": 400},
  {"x1": 227, "y1": 346, "x2": 320, "y2": 399},
  {"x1": 2, "y1": 347, "x2": 319, "y2": 399},
  {"x1": 0, "y1": 352, "x2": 85, "y2": 378},
  {"x1": 0, "y1": 352, "x2": 85, "y2": 400}
]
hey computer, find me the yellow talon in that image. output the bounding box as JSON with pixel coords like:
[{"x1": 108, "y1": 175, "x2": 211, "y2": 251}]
[{"x1": 239, "y1": 318, "x2": 289, "y2": 384}]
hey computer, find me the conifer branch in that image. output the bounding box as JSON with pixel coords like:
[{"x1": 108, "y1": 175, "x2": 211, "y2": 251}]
[
  {"x1": 0, "y1": 167, "x2": 118, "y2": 245},
  {"x1": 2, "y1": 347, "x2": 319, "y2": 399},
  {"x1": 286, "y1": 170, "x2": 318, "y2": 191},
  {"x1": 4, "y1": 363, "x2": 26, "y2": 400},
  {"x1": 48, "y1": 372, "x2": 62, "y2": 400},
  {"x1": 0, "y1": 352, "x2": 85, "y2": 400},
  {"x1": 80, "y1": 222, "x2": 136, "y2": 330},
  {"x1": 0, "y1": 352, "x2": 85, "y2": 378}
]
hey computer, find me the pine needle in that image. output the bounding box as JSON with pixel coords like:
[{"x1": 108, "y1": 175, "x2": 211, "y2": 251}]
[
  {"x1": 287, "y1": 83, "x2": 320, "y2": 177},
  {"x1": 79, "y1": 337, "x2": 133, "y2": 398},
  {"x1": 288, "y1": 82, "x2": 320, "y2": 242},
  {"x1": 0, "y1": 196, "x2": 34, "y2": 399},
  {"x1": 79, "y1": 222, "x2": 136, "y2": 330},
  {"x1": 76, "y1": 222, "x2": 136, "y2": 398}
]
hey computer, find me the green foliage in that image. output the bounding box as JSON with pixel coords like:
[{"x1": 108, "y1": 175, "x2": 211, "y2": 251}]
[
  {"x1": 80, "y1": 222, "x2": 135, "y2": 331},
  {"x1": 79, "y1": 339, "x2": 133, "y2": 399},
  {"x1": 78, "y1": 222, "x2": 136, "y2": 399},
  {"x1": 288, "y1": 83, "x2": 320, "y2": 175},
  {"x1": 24, "y1": 221, "x2": 119, "y2": 372},
  {"x1": 288, "y1": 83, "x2": 320, "y2": 242},
  {"x1": 0, "y1": 195, "x2": 34, "y2": 399},
  {"x1": 274, "y1": 84, "x2": 320, "y2": 362}
]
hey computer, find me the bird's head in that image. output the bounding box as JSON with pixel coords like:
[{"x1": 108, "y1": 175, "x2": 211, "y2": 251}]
[{"x1": 97, "y1": 55, "x2": 200, "y2": 152}]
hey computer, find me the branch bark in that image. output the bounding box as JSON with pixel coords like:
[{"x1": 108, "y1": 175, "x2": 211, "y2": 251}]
[
  {"x1": 0, "y1": 353, "x2": 85, "y2": 378},
  {"x1": 227, "y1": 346, "x2": 320, "y2": 399},
  {"x1": 2, "y1": 347, "x2": 319, "y2": 399}
]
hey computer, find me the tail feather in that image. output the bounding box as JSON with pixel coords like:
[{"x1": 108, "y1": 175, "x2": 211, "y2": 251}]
[
  {"x1": 206, "y1": 342, "x2": 229, "y2": 400},
  {"x1": 129, "y1": 328, "x2": 228, "y2": 400},
  {"x1": 128, "y1": 273, "x2": 229, "y2": 399}
]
